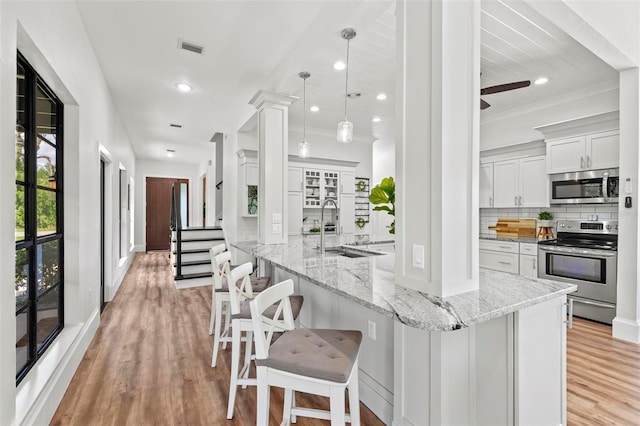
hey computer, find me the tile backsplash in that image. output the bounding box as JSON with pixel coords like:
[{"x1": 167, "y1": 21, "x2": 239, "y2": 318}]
[{"x1": 480, "y1": 205, "x2": 619, "y2": 236}]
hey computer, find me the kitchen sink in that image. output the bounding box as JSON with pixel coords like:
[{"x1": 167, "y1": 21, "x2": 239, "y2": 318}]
[{"x1": 323, "y1": 247, "x2": 384, "y2": 258}]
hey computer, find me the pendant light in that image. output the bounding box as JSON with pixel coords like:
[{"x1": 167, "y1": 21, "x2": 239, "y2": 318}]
[
  {"x1": 337, "y1": 28, "x2": 356, "y2": 143},
  {"x1": 298, "y1": 71, "x2": 311, "y2": 158}
]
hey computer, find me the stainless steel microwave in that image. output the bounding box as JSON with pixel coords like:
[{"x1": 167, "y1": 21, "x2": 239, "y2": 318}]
[{"x1": 549, "y1": 168, "x2": 619, "y2": 204}]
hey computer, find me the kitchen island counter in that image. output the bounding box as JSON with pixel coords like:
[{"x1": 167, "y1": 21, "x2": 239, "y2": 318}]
[{"x1": 234, "y1": 236, "x2": 575, "y2": 331}]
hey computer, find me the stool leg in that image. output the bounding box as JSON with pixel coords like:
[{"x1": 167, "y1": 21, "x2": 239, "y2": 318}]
[
  {"x1": 347, "y1": 364, "x2": 361, "y2": 426},
  {"x1": 256, "y1": 367, "x2": 270, "y2": 426},
  {"x1": 241, "y1": 330, "x2": 253, "y2": 388},
  {"x1": 211, "y1": 295, "x2": 223, "y2": 367},
  {"x1": 329, "y1": 385, "x2": 346, "y2": 426},
  {"x1": 291, "y1": 391, "x2": 297, "y2": 423},
  {"x1": 283, "y1": 388, "x2": 293, "y2": 425},
  {"x1": 208, "y1": 288, "x2": 215, "y2": 335},
  {"x1": 227, "y1": 319, "x2": 240, "y2": 419},
  {"x1": 222, "y1": 301, "x2": 231, "y2": 349}
]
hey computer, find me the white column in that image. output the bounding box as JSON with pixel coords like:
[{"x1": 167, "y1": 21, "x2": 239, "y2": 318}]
[
  {"x1": 614, "y1": 68, "x2": 640, "y2": 343},
  {"x1": 249, "y1": 90, "x2": 297, "y2": 245},
  {"x1": 395, "y1": 0, "x2": 480, "y2": 297}
]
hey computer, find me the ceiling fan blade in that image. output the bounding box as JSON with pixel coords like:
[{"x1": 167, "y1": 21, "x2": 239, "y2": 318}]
[
  {"x1": 481, "y1": 80, "x2": 531, "y2": 95},
  {"x1": 480, "y1": 99, "x2": 490, "y2": 110}
]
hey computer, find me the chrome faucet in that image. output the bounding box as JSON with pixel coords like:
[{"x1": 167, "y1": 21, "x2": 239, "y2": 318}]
[{"x1": 320, "y1": 198, "x2": 339, "y2": 254}]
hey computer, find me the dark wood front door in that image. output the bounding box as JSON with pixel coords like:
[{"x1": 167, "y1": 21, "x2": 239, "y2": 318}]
[{"x1": 146, "y1": 177, "x2": 188, "y2": 251}]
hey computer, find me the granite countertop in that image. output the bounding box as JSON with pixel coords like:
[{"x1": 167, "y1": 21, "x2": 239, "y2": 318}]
[
  {"x1": 233, "y1": 235, "x2": 575, "y2": 332},
  {"x1": 479, "y1": 234, "x2": 542, "y2": 244}
]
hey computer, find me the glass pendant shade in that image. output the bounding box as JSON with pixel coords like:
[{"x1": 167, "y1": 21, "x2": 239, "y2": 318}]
[
  {"x1": 298, "y1": 140, "x2": 310, "y2": 158},
  {"x1": 337, "y1": 120, "x2": 353, "y2": 143}
]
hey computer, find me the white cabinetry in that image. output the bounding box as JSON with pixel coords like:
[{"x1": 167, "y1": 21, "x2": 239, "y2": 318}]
[
  {"x1": 479, "y1": 240, "x2": 519, "y2": 274},
  {"x1": 288, "y1": 192, "x2": 303, "y2": 235},
  {"x1": 340, "y1": 193, "x2": 355, "y2": 235},
  {"x1": 479, "y1": 163, "x2": 494, "y2": 208},
  {"x1": 491, "y1": 155, "x2": 548, "y2": 208},
  {"x1": 287, "y1": 166, "x2": 303, "y2": 192},
  {"x1": 546, "y1": 130, "x2": 619, "y2": 174},
  {"x1": 304, "y1": 169, "x2": 339, "y2": 208},
  {"x1": 340, "y1": 171, "x2": 355, "y2": 194},
  {"x1": 519, "y1": 243, "x2": 538, "y2": 278},
  {"x1": 239, "y1": 160, "x2": 258, "y2": 217}
]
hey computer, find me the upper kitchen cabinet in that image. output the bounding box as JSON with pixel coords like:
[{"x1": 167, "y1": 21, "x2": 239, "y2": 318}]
[
  {"x1": 287, "y1": 166, "x2": 303, "y2": 192},
  {"x1": 480, "y1": 163, "x2": 494, "y2": 208},
  {"x1": 489, "y1": 155, "x2": 548, "y2": 208},
  {"x1": 340, "y1": 171, "x2": 355, "y2": 194},
  {"x1": 303, "y1": 169, "x2": 339, "y2": 208},
  {"x1": 534, "y1": 111, "x2": 620, "y2": 175},
  {"x1": 546, "y1": 130, "x2": 619, "y2": 174}
]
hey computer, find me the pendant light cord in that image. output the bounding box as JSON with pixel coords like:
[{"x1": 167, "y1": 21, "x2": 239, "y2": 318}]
[
  {"x1": 303, "y1": 77, "x2": 307, "y2": 141},
  {"x1": 344, "y1": 39, "x2": 350, "y2": 121}
]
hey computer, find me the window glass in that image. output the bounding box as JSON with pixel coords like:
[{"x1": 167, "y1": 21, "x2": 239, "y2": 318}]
[
  {"x1": 37, "y1": 240, "x2": 60, "y2": 294},
  {"x1": 36, "y1": 188, "x2": 56, "y2": 236},
  {"x1": 16, "y1": 124, "x2": 25, "y2": 182},
  {"x1": 15, "y1": 248, "x2": 29, "y2": 311},
  {"x1": 36, "y1": 285, "x2": 60, "y2": 351},
  {"x1": 15, "y1": 311, "x2": 29, "y2": 374},
  {"x1": 16, "y1": 184, "x2": 25, "y2": 241},
  {"x1": 36, "y1": 83, "x2": 57, "y2": 136},
  {"x1": 37, "y1": 136, "x2": 57, "y2": 188}
]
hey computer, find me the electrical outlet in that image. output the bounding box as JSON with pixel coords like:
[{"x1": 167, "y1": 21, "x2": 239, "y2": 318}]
[
  {"x1": 368, "y1": 320, "x2": 377, "y2": 341},
  {"x1": 272, "y1": 224, "x2": 281, "y2": 234},
  {"x1": 272, "y1": 213, "x2": 282, "y2": 224}
]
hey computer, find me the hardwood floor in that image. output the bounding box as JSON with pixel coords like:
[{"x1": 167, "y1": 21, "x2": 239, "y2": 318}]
[
  {"x1": 567, "y1": 317, "x2": 640, "y2": 425},
  {"x1": 51, "y1": 253, "x2": 385, "y2": 425},
  {"x1": 52, "y1": 253, "x2": 640, "y2": 425}
]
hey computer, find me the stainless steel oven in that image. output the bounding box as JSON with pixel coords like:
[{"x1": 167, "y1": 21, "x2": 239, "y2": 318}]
[
  {"x1": 549, "y1": 168, "x2": 619, "y2": 205},
  {"x1": 538, "y1": 220, "x2": 618, "y2": 324}
]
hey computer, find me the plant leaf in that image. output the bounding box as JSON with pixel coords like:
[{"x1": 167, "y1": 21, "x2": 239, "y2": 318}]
[
  {"x1": 369, "y1": 187, "x2": 389, "y2": 205},
  {"x1": 373, "y1": 205, "x2": 392, "y2": 213}
]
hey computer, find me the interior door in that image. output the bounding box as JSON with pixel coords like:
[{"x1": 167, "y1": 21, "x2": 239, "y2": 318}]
[
  {"x1": 146, "y1": 177, "x2": 188, "y2": 251},
  {"x1": 100, "y1": 159, "x2": 106, "y2": 312}
]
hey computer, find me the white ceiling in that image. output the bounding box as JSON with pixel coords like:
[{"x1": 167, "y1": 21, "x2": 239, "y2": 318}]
[{"x1": 75, "y1": 0, "x2": 618, "y2": 164}]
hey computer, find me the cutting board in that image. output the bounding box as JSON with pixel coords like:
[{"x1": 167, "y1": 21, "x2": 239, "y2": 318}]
[{"x1": 487, "y1": 218, "x2": 536, "y2": 238}]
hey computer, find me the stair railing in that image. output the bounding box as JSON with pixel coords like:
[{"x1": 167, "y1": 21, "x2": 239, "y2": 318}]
[{"x1": 171, "y1": 183, "x2": 183, "y2": 278}]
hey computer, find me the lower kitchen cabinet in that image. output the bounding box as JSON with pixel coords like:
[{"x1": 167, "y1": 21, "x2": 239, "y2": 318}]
[{"x1": 479, "y1": 240, "x2": 519, "y2": 274}]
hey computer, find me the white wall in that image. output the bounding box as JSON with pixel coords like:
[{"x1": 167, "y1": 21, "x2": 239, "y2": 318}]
[
  {"x1": 0, "y1": 2, "x2": 136, "y2": 424},
  {"x1": 134, "y1": 158, "x2": 201, "y2": 251}
]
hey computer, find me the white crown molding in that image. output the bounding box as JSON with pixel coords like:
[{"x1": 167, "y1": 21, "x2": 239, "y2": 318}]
[
  {"x1": 249, "y1": 90, "x2": 298, "y2": 109},
  {"x1": 533, "y1": 110, "x2": 619, "y2": 141}
]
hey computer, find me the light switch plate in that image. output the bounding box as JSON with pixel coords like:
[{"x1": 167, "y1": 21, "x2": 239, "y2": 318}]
[
  {"x1": 367, "y1": 320, "x2": 377, "y2": 340},
  {"x1": 412, "y1": 244, "x2": 425, "y2": 269},
  {"x1": 272, "y1": 213, "x2": 282, "y2": 224}
]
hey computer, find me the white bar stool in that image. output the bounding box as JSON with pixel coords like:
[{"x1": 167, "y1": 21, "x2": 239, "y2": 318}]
[
  {"x1": 210, "y1": 250, "x2": 271, "y2": 367},
  {"x1": 208, "y1": 243, "x2": 227, "y2": 336},
  {"x1": 250, "y1": 280, "x2": 362, "y2": 426},
  {"x1": 225, "y1": 263, "x2": 304, "y2": 420}
]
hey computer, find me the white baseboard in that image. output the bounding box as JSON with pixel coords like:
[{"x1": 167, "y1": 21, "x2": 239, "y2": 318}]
[
  {"x1": 612, "y1": 316, "x2": 640, "y2": 343},
  {"x1": 133, "y1": 244, "x2": 145, "y2": 252},
  {"x1": 16, "y1": 308, "x2": 100, "y2": 426},
  {"x1": 110, "y1": 251, "x2": 135, "y2": 301},
  {"x1": 358, "y1": 369, "x2": 394, "y2": 425},
  {"x1": 174, "y1": 276, "x2": 212, "y2": 289}
]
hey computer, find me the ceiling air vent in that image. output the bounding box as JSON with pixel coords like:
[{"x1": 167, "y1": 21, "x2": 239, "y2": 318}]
[
  {"x1": 178, "y1": 39, "x2": 204, "y2": 55},
  {"x1": 170, "y1": 123, "x2": 183, "y2": 128}
]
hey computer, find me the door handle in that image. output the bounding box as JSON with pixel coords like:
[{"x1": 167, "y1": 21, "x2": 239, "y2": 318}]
[
  {"x1": 514, "y1": 196, "x2": 518, "y2": 206},
  {"x1": 490, "y1": 196, "x2": 493, "y2": 206},
  {"x1": 580, "y1": 156, "x2": 585, "y2": 169},
  {"x1": 519, "y1": 195, "x2": 522, "y2": 206},
  {"x1": 587, "y1": 155, "x2": 591, "y2": 168}
]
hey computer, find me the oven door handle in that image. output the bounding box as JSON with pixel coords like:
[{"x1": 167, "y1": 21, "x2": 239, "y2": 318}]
[
  {"x1": 603, "y1": 172, "x2": 609, "y2": 203},
  {"x1": 538, "y1": 245, "x2": 617, "y2": 257},
  {"x1": 568, "y1": 297, "x2": 616, "y2": 309}
]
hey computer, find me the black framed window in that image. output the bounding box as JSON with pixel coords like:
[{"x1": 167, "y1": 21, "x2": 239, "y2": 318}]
[{"x1": 15, "y1": 52, "x2": 64, "y2": 384}]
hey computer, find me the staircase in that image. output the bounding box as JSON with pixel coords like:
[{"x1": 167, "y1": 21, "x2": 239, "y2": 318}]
[
  {"x1": 170, "y1": 183, "x2": 225, "y2": 289},
  {"x1": 170, "y1": 226, "x2": 225, "y2": 289}
]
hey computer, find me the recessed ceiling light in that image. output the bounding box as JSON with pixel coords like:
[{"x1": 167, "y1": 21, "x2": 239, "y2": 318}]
[
  {"x1": 176, "y1": 83, "x2": 192, "y2": 92},
  {"x1": 166, "y1": 149, "x2": 175, "y2": 157},
  {"x1": 534, "y1": 77, "x2": 549, "y2": 85},
  {"x1": 372, "y1": 117, "x2": 381, "y2": 123},
  {"x1": 310, "y1": 106, "x2": 320, "y2": 112},
  {"x1": 333, "y1": 61, "x2": 346, "y2": 71},
  {"x1": 376, "y1": 93, "x2": 387, "y2": 100}
]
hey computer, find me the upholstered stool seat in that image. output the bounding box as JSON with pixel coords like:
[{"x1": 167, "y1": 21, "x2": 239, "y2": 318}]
[
  {"x1": 234, "y1": 294, "x2": 303, "y2": 321},
  {"x1": 255, "y1": 328, "x2": 361, "y2": 383},
  {"x1": 217, "y1": 276, "x2": 271, "y2": 293}
]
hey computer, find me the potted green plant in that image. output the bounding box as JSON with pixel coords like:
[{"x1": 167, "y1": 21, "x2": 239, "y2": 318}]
[
  {"x1": 537, "y1": 210, "x2": 553, "y2": 227},
  {"x1": 369, "y1": 176, "x2": 395, "y2": 235}
]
